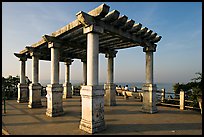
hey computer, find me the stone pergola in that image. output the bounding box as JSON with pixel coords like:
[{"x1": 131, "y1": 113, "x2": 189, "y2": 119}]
[{"x1": 14, "y1": 4, "x2": 161, "y2": 134}]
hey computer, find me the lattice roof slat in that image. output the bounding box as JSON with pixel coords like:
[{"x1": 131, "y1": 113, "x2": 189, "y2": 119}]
[{"x1": 15, "y1": 3, "x2": 162, "y2": 62}]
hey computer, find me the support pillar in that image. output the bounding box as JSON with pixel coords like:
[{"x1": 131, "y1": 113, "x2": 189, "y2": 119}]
[
  {"x1": 79, "y1": 25, "x2": 105, "y2": 134},
  {"x1": 142, "y1": 45, "x2": 158, "y2": 113},
  {"x1": 17, "y1": 57, "x2": 29, "y2": 103},
  {"x1": 28, "y1": 52, "x2": 42, "y2": 108},
  {"x1": 63, "y1": 59, "x2": 73, "y2": 99},
  {"x1": 161, "y1": 88, "x2": 165, "y2": 103},
  {"x1": 46, "y1": 42, "x2": 63, "y2": 117},
  {"x1": 104, "y1": 51, "x2": 117, "y2": 106},
  {"x1": 81, "y1": 59, "x2": 87, "y2": 85}
]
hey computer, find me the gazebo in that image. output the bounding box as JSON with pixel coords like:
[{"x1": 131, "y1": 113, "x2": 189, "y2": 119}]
[{"x1": 14, "y1": 3, "x2": 162, "y2": 134}]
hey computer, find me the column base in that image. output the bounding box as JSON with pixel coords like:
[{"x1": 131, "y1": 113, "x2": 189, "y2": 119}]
[
  {"x1": 46, "y1": 84, "x2": 64, "y2": 117},
  {"x1": 28, "y1": 83, "x2": 42, "y2": 108},
  {"x1": 141, "y1": 83, "x2": 158, "y2": 114},
  {"x1": 104, "y1": 83, "x2": 116, "y2": 106},
  {"x1": 79, "y1": 119, "x2": 106, "y2": 134},
  {"x1": 63, "y1": 83, "x2": 72, "y2": 98},
  {"x1": 17, "y1": 83, "x2": 28, "y2": 103},
  {"x1": 79, "y1": 85, "x2": 106, "y2": 134}
]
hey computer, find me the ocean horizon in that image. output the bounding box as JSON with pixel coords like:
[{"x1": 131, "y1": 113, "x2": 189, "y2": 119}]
[{"x1": 40, "y1": 80, "x2": 174, "y2": 95}]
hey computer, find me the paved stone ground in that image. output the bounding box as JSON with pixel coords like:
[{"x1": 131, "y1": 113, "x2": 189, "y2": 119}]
[{"x1": 2, "y1": 96, "x2": 202, "y2": 135}]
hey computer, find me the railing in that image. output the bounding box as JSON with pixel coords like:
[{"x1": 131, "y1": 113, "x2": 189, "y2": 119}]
[
  {"x1": 117, "y1": 87, "x2": 201, "y2": 112},
  {"x1": 156, "y1": 89, "x2": 201, "y2": 111},
  {"x1": 2, "y1": 97, "x2": 6, "y2": 114},
  {"x1": 2, "y1": 87, "x2": 6, "y2": 114}
]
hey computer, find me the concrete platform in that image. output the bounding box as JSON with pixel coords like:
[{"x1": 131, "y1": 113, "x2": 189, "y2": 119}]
[{"x1": 2, "y1": 96, "x2": 202, "y2": 135}]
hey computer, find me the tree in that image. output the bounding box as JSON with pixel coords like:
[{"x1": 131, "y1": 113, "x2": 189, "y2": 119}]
[
  {"x1": 2, "y1": 75, "x2": 31, "y2": 99},
  {"x1": 173, "y1": 72, "x2": 202, "y2": 108}
]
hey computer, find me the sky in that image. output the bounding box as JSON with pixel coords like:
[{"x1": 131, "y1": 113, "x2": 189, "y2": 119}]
[{"x1": 2, "y1": 2, "x2": 202, "y2": 85}]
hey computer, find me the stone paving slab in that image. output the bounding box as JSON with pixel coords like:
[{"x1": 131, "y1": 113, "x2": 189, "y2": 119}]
[{"x1": 2, "y1": 96, "x2": 202, "y2": 135}]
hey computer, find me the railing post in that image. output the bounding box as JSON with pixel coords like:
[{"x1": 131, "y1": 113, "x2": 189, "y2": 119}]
[
  {"x1": 161, "y1": 88, "x2": 165, "y2": 103},
  {"x1": 198, "y1": 98, "x2": 202, "y2": 115},
  {"x1": 3, "y1": 87, "x2": 6, "y2": 114},
  {"x1": 4, "y1": 97, "x2": 6, "y2": 114},
  {"x1": 180, "y1": 90, "x2": 185, "y2": 110}
]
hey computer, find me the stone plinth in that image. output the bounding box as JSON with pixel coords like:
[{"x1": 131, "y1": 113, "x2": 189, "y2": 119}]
[
  {"x1": 46, "y1": 84, "x2": 64, "y2": 117},
  {"x1": 63, "y1": 82, "x2": 72, "y2": 98},
  {"x1": 104, "y1": 83, "x2": 116, "y2": 106},
  {"x1": 28, "y1": 83, "x2": 42, "y2": 108},
  {"x1": 79, "y1": 85, "x2": 106, "y2": 134},
  {"x1": 141, "y1": 83, "x2": 158, "y2": 114},
  {"x1": 17, "y1": 83, "x2": 28, "y2": 103}
]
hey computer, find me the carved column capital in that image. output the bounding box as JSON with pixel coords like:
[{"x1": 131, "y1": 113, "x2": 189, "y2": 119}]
[
  {"x1": 83, "y1": 25, "x2": 104, "y2": 34},
  {"x1": 105, "y1": 50, "x2": 118, "y2": 58},
  {"x1": 43, "y1": 35, "x2": 63, "y2": 49},
  {"x1": 19, "y1": 57, "x2": 27, "y2": 62},
  {"x1": 48, "y1": 42, "x2": 61, "y2": 48},
  {"x1": 64, "y1": 59, "x2": 74, "y2": 65},
  {"x1": 14, "y1": 53, "x2": 27, "y2": 61},
  {"x1": 30, "y1": 52, "x2": 41, "y2": 57},
  {"x1": 143, "y1": 44, "x2": 157, "y2": 52}
]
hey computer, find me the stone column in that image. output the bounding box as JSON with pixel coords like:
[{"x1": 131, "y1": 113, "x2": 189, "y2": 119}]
[
  {"x1": 63, "y1": 59, "x2": 73, "y2": 99},
  {"x1": 180, "y1": 90, "x2": 185, "y2": 110},
  {"x1": 87, "y1": 33, "x2": 99, "y2": 86},
  {"x1": 104, "y1": 51, "x2": 117, "y2": 106},
  {"x1": 17, "y1": 57, "x2": 29, "y2": 103},
  {"x1": 46, "y1": 42, "x2": 63, "y2": 117},
  {"x1": 81, "y1": 59, "x2": 87, "y2": 85},
  {"x1": 161, "y1": 88, "x2": 165, "y2": 103},
  {"x1": 142, "y1": 45, "x2": 158, "y2": 113},
  {"x1": 146, "y1": 51, "x2": 153, "y2": 84},
  {"x1": 28, "y1": 52, "x2": 42, "y2": 108},
  {"x1": 79, "y1": 25, "x2": 105, "y2": 134}
]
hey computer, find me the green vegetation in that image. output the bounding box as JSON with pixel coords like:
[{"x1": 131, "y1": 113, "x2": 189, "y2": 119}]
[
  {"x1": 173, "y1": 72, "x2": 202, "y2": 108},
  {"x1": 2, "y1": 75, "x2": 31, "y2": 99}
]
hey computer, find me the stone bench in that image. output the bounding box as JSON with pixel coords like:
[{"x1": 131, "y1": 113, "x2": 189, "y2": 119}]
[{"x1": 122, "y1": 90, "x2": 143, "y2": 101}]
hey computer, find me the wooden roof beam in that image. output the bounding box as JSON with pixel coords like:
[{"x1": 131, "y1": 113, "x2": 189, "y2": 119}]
[
  {"x1": 25, "y1": 46, "x2": 35, "y2": 52},
  {"x1": 141, "y1": 29, "x2": 153, "y2": 38},
  {"x1": 88, "y1": 3, "x2": 110, "y2": 19},
  {"x1": 128, "y1": 23, "x2": 142, "y2": 33},
  {"x1": 53, "y1": 3, "x2": 110, "y2": 37},
  {"x1": 102, "y1": 10, "x2": 120, "y2": 23},
  {"x1": 95, "y1": 19, "x2": 142, "y2": 44},
  {"x1": 42, "y1": 35, "x2": 109, "y2": 54},
  {"x1": 76, "y1": 11, "x2": 96, "y2": 27},
  {"x1": 146, "y1": 32, "x2": 157, "y2": 40},
  {"x1": 105, "y1": 41, "x2": 130, "y2": 47},
  {"x1": 19, "y1": 3, "x2": 110, "y2": 55},
  {"x1": 114, "y1": 43, "x2": 139, "y2": 50},
  {"x1": 99, "y1": 35, "x2": 115, "y2": 42},
  {"x1": 121, "y1": 19, "x2": 135, "y2": 31},
  {"x1": 43, "y1": 35, "x2": 63, "y2": 44},
  {"x1": 76, "y1": 11, "x2": 142, "y2": 44},
  {"x1": 99, "y1": 37, "x2": 121, "y2": 45},
  {"x1": 60, "y1": 28, "x2": 83, "y2": 40},
  {"x1": 14, "y1": 53, "x2": 27, "y2": 59},
  {"x1": 134, "y1": 27, "x2": 148, "y2": 36},
  {"x1": 111, "y1": 15, "x2": 128, "y2": 28},
  {"x1": 150, "y1": 36, "x2": 162, "y2": 43}
]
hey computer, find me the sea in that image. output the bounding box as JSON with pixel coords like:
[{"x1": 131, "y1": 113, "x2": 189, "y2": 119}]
[
  {"x1": 114, "y1": 82, "x2": 175, "y2": 98},
  {"x1": 41, "y1": 81, "x2": 175, "y2": 98}
]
